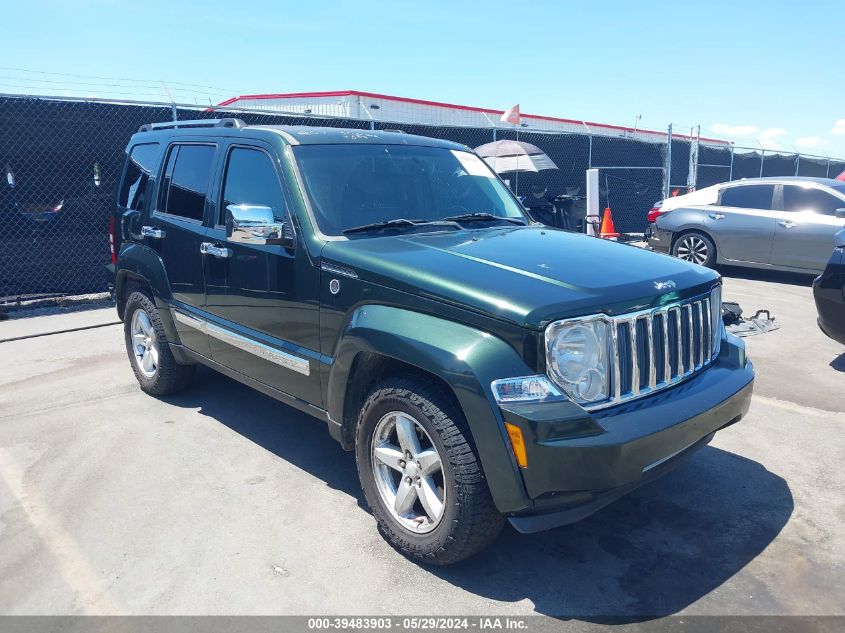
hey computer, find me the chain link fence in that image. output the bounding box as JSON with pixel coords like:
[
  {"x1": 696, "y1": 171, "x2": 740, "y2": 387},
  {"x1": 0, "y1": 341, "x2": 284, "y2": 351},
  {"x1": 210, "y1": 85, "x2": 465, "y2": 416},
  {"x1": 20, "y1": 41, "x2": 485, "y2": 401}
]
[{"x1": 2, "y1": 93, "x2": 845, "y2": 302}]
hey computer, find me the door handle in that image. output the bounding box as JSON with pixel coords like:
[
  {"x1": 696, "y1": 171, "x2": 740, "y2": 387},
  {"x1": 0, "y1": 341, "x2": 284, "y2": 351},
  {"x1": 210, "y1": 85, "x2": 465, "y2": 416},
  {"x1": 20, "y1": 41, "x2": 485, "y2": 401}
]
[
  {"x1": 200, "y1": 242, "x2": 232, "y2": 258},
  {"x1": 141, "y1": 225, "x2": 165, "y2": 239},
  {"x1": 778, "y1": 220, "x2": 798, "y2": 229},
  {"x1": 708, "y1": 213, "x2": 725, "y2": 220}
]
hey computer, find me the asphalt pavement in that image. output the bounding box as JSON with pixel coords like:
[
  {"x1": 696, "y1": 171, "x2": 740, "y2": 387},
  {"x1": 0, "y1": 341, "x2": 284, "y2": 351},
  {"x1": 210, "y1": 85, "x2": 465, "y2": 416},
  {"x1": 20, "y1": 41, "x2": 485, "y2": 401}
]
[{"x1": 0, "y1": 268, "x2": 843, "y2": 621}]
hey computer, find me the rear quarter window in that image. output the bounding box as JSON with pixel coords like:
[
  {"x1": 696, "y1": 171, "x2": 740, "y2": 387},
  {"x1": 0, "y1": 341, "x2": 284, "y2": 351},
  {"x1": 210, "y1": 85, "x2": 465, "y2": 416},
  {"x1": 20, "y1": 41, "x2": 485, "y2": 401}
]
[{"x1": 118, "y1": 143, "x2": 160, "y2": 212}]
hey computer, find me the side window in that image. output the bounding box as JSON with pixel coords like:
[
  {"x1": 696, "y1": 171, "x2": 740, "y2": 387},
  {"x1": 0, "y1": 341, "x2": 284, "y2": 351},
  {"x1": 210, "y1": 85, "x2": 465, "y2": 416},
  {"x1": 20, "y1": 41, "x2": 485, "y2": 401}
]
[
  {"x1": 782, "y1": 186, "x2": 842, "y2": 216},
  {"x1": 220, "y1": 147, "x2": 287, "y2": 224},
  {"x1": 157, "y1": 144, "x2": 215, "y2": 221},
  {"x1": 720, "y1": 185, "x2": 775, "y2": 210},
  {"x1": 118, "y1": 143, "x2": 159, "y2": 212}
]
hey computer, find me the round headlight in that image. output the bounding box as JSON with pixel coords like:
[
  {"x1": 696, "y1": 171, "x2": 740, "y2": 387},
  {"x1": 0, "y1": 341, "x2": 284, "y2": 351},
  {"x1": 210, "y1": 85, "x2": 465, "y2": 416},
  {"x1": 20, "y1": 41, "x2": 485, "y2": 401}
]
[
  {"x1": 552, "y1": 324, "x2": 601, "y2": 383},
  {"x1": 546, "y1": 318, "x2": 610, "y2": 405}
]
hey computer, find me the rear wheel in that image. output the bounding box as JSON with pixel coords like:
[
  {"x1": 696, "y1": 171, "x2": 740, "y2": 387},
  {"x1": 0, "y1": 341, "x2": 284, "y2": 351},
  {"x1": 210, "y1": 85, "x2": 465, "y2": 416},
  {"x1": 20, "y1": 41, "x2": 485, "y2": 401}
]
[
  {"x1": 673, "y1": 231, "x2": 716, "y2": 268},
  {"x1": 123, "y1": 290, "x2": 195, "y2": 395},
  {"x1": 355, "y1": 378, "x2": 504, "y2": 565}
]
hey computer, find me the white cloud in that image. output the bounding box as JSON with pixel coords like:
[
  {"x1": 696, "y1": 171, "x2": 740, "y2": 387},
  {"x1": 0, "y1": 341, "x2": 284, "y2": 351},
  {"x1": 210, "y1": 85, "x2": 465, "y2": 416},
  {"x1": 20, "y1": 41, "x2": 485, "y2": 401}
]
[
  {"x1": 795, "y1": 136, "x2": 826, "y2": 149},
  {"x1": 831, "y1": 119, "x2": 845, "y2": 135},
  {"x1": 711, "y1": 123, "x2": 759, "y2": 137},
  {"x1": 758, "y1": 127, "x2": 787, "y2": 151}
]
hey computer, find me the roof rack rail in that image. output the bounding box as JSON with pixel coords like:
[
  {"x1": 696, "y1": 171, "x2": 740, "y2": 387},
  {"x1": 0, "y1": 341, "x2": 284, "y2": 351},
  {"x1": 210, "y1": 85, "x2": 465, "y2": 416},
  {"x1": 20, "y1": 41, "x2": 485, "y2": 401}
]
[
  {"x1": 383, "y1": 128, "x2": 406, "y2": 134},
  {"x1": 138, "y1": 118, "x2": 246, "y2": 133}
]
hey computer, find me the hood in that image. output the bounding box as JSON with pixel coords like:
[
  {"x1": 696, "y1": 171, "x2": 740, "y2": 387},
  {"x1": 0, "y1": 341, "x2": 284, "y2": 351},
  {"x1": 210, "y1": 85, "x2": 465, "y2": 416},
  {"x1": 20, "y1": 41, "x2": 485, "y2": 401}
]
[{"x1": 322, "y1": 226, "x2": 719, "y2": 329}]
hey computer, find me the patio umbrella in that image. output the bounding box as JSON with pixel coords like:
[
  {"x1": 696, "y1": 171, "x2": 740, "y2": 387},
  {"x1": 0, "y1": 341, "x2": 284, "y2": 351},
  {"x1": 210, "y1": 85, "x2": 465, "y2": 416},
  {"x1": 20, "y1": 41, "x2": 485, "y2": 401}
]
[{"x1": 474, "y1": 140, "x2": 558, "y2": 174}]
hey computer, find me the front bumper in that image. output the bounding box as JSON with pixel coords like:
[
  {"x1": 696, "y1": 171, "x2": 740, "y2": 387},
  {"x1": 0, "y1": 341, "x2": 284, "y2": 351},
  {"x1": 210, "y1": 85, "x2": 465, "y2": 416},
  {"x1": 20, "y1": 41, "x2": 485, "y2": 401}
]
[{"x1": 500, "y1": 336, "x2": 754, "y2": 532}]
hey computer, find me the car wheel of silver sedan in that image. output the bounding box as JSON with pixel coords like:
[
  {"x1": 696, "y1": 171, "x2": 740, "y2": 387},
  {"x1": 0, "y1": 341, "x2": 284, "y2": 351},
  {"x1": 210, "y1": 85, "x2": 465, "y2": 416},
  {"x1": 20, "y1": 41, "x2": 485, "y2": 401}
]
[{"x1": 673, "y1": 232, "x2": 716, "y2": 268}]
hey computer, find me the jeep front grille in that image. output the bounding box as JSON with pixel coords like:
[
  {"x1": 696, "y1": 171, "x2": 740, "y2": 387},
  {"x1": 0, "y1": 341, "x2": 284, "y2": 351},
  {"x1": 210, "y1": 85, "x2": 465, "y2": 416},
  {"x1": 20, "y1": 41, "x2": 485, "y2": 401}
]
[{"x1": 606, "y1": 294, "x2": 719, "y2": 408}]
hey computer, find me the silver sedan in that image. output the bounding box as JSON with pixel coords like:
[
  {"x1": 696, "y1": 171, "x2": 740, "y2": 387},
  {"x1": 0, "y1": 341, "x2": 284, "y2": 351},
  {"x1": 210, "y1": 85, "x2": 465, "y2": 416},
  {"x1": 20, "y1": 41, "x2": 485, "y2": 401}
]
[{"x1": 647, "y1": 177, "x2": 845, "y2": 273}]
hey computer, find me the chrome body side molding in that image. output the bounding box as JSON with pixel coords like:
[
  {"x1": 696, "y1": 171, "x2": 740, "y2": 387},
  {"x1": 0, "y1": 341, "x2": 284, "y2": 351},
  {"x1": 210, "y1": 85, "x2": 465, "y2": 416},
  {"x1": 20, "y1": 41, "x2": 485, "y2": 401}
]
[{"x1": 172, "y1": 309, "x2": 310, "y2": 376}]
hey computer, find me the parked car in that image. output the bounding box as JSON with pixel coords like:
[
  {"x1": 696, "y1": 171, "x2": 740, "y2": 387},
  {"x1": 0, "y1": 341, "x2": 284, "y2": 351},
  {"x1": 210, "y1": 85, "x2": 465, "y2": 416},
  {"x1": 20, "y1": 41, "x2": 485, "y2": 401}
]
[
  {"x1": 110, "y1": 119, "x2": 754, "y2": 564},
  {"x1": 648, "y1": 177, "x2": 845, "y2": 273},
  {"x1": 813, "y1": 229, "x2": 845, "y2": 344}
]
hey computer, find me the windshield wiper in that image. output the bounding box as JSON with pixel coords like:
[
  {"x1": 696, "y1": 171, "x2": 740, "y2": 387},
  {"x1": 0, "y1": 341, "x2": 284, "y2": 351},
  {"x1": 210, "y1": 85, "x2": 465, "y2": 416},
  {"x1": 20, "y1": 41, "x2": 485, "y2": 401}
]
[
  {"x1": 343, "y1": 218, "x2": 459, "y2": 235},
  {"x1": 441, "y1": 212, "x2": 526, "y2": 226}
]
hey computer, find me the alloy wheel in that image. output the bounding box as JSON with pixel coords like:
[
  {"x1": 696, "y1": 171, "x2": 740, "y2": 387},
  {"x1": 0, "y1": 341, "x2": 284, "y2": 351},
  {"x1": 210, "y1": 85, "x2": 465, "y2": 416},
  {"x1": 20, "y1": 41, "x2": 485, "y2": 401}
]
[
  {"x1": 370, "y1": 411, "x2": 446, "y2": 533},
  {"x1": 130, "y1": 308, "x2": 159, "y2": 379},
  {"x1": 676, "y1": 235, "x2": 709, "y2": 265}
]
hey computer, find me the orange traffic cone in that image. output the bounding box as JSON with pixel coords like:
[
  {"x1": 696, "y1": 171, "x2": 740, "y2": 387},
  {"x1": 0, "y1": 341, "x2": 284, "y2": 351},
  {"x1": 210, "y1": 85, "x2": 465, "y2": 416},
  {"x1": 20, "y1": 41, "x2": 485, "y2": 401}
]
[{"x1": 599, "y1": 207, "x2": 620, "y2": 240}]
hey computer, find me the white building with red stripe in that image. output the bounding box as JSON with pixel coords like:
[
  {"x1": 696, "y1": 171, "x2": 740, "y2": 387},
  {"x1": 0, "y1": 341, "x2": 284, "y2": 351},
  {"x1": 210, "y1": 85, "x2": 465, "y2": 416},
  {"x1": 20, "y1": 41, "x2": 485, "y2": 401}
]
[{"x1": 215, "y1": 90, "x2": 728, "y2": 146}]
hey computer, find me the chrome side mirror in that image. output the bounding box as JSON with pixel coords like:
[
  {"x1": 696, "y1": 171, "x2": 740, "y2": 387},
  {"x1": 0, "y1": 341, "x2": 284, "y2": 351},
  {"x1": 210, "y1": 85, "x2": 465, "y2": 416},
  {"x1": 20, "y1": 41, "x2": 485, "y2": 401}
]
[
  {"x1": 835, "y1": 208, "x2": 845, "y2": 219},
  {"x1": 226, "y1": 204, "x2": 293, "y2": 247}
]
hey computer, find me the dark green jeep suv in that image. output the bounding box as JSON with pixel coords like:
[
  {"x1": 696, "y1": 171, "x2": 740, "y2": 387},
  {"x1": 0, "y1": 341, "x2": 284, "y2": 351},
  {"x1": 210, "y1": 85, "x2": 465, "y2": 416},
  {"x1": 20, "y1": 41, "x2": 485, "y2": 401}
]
[{"x1": 109, "y1": 118, "x2": 754, "y2": 564}]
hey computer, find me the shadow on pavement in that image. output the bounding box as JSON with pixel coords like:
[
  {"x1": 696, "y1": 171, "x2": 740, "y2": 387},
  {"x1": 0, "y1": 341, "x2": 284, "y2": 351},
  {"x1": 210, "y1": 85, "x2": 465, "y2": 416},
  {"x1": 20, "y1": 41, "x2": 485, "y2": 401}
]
[
  {"x1": 166, "y1": 367, "x2": 793, "y2": 623},
  {"x1": 830, "y1": 353, "x2": 845, "y2": 372},
  {"x1": 165, "y1": 366, "x2": 363, "y2": 501},
  {"x1": 718, "y1": 265, "x2": 815, "y2": 287},
  {"x1": 433, "y1": 447, "x2": 792, "y2": 622}
]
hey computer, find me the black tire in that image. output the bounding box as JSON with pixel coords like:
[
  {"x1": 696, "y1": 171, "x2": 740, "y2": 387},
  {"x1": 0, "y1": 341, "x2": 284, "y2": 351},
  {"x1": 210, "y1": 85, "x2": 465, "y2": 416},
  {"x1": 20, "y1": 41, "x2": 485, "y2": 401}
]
[
  {"x1": 355, "y1": 377, "x2": 504, "y2": 565},
  {"x1": 672, "y1": 230, "x2": 717, "y2": 268},
  {"x1": 123, "y1": 289, "x2": 195, "y2": 396}
]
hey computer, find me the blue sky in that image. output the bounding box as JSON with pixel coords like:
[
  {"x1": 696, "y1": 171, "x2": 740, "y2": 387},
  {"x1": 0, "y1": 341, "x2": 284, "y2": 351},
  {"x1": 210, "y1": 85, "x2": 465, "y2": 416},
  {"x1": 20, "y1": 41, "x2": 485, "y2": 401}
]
[{"x1": 2, "y1": 0, "x2": 844, "y2": 156}]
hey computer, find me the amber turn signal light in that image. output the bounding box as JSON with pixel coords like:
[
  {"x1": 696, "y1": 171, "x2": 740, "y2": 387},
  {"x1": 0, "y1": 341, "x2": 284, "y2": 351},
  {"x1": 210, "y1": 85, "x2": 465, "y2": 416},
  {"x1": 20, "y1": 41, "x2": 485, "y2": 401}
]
[{"x1": 504, "y1": 422, "x2": 528, "y2": 468}]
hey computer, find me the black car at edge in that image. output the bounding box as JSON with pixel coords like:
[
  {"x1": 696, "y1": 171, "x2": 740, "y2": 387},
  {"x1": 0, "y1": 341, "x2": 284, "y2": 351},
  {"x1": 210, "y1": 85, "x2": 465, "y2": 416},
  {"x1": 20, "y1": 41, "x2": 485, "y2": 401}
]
[{"x1": 813, "y1": 228, "x2": 845, "y2": 345}]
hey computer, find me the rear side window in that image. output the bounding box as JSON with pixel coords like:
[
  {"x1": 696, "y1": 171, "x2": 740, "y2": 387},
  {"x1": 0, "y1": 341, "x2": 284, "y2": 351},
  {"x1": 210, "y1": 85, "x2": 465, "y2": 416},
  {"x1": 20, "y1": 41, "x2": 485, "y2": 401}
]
[
  {"x1": 720, "y1": 185, "x2": 775, "y2": 210},
  {"x1": 118, "y1": 143, "x2": 159, "y2": 211},
  {"x1": 220, "y1": 147, "x2": 286, "y2": 224},
  {"x1": 782, "y1": 185, "x2": 843, "y2": 216},
  {"x1": 158, "y1": 144, "x2": 216, "y2": 221}
]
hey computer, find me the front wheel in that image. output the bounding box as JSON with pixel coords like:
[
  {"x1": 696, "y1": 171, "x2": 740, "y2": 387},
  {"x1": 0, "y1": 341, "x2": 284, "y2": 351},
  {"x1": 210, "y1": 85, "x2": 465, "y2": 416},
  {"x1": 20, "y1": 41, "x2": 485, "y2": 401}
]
[
  {"x1": 673, "y1": 231, "x2": 716, "y2": 268},
  {"x1": 355, "y1": 378, "x2": 504, "y2": 565}
]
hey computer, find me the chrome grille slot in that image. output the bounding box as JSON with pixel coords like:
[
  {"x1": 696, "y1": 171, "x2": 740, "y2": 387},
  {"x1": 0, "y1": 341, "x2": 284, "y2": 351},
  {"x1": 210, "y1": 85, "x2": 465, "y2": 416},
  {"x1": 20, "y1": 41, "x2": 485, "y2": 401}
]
[
  {"x1": 653, "y1": 311, "x2": 666, "y2": 386},
  {"x1": 601, "y1": 292, "x2": 719, "y2": 410},
  {"x1": 614, "y1": 322, "x2": 632, "y2": 397}
]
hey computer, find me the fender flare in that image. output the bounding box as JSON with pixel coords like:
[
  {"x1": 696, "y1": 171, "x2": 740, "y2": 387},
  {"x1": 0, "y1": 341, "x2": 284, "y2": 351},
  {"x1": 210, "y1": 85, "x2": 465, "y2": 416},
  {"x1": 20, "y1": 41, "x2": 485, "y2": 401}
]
[
  {"x1": 327, "y1": 304, "x2": 534, "y2": 513},
  {"x1": 115, "y1": 242, "x2": 180, "y2": 344}
]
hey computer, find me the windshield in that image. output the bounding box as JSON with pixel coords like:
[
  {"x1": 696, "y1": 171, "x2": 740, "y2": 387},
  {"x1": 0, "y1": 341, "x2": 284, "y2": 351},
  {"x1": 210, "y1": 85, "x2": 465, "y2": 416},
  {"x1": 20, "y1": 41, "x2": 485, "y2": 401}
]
[{"x1": 292, "y1": 144, "x2": 527, "y2": 236}]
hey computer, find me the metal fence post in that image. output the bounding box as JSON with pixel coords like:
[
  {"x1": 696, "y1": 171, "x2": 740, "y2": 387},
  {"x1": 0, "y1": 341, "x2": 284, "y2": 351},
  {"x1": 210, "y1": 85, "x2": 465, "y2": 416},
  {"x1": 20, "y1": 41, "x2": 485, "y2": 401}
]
[
  {"x1": 795, "y1": 153, "x2": 800, "y2": 176},
  {"x1": 664, "y1": 124, "x2": 673, "y2": 199},
  {"x1": 729, "y1": 145, "x2": 735, "y2": 181},
  {"x1": 827, "y1": 157, "x2": 831, "y2": 178},
  {"x1": 686, "y1": 125, "x2": 700, "y2": 192},
  {"x1": 171, "y1": 103, "x2": 177, "y2": 122},
  {"x1": 581, "y1": 121, "x2": 592, "y2": 168},
  {"x1": 759, "y1": 149, "x2": 765, "y2": 177}
]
